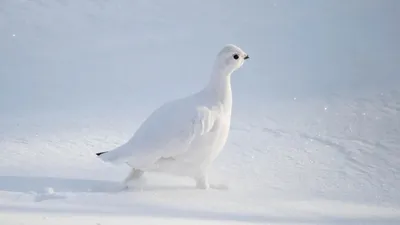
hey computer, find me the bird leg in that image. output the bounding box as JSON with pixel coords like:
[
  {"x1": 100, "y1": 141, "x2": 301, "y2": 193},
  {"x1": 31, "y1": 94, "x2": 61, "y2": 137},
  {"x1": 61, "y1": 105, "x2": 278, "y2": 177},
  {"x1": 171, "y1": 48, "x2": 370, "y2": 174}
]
[
  {"x1": 123, "y1": 168, "x2": 144, "y2": 186},
  {"x1": 195, "y1": 174, "x2": 210, "y2": 189},
  {"x1": 195, "y1": 173, "x2": 229, "y2": 190}
]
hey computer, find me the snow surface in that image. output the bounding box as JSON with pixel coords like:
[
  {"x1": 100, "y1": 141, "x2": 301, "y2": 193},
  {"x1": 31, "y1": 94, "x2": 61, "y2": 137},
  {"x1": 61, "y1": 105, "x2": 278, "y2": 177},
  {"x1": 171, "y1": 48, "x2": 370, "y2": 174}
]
[{"x1": 1, "y1": 0, "x2": 400, "y2": 224}]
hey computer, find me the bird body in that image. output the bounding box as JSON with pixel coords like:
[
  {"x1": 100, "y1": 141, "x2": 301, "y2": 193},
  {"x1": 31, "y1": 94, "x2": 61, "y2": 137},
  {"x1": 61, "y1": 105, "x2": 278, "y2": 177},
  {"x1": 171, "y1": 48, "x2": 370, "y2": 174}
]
[{"x1": 97, "y1": 44, "x2": 249, "y2": 189}]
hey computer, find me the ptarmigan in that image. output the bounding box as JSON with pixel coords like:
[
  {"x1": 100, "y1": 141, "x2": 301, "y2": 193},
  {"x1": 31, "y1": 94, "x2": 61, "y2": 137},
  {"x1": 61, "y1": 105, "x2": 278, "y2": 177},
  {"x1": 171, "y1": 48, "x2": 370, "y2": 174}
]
[{"x1": 96, "y1": 44, "x2": 249, "y2": 189}]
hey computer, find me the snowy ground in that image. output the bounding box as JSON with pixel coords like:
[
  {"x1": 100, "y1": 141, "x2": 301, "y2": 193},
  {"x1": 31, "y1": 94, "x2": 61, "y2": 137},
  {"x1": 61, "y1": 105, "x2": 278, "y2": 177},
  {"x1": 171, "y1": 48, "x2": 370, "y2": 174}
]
[
  {"x1": 1, "y1": 90, "x2": 399, "y2": 224},
  {"x1": 1, "y1": 0, "x2": 400, "y2": 224}
]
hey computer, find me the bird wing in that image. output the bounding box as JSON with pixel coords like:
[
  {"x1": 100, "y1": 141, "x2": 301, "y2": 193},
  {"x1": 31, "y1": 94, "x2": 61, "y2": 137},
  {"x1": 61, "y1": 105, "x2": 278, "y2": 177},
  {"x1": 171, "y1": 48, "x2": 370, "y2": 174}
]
[{"x1": 102, "y1": 101, "x2": 219, "y2": 167}]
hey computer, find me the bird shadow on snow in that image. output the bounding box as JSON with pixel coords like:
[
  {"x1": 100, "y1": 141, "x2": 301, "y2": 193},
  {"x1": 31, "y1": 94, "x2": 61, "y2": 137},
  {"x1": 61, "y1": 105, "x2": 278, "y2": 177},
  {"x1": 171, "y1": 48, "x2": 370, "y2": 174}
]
[
  {"x1": 0, "y1": 175, "x2": 195, "y2": 200},
  {"x1": 0, "y1": 176, "x2": 399, "y2": 224},
  {"x1": 1, "y1": 201, "x2": 400, "y2": 225}
]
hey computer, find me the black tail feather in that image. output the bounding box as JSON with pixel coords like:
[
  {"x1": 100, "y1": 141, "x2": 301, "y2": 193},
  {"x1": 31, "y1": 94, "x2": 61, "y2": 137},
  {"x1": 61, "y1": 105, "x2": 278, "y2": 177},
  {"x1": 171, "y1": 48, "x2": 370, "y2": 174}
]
[{"x1": 96, "y1": 151, "x2": 108, "y2": 156}]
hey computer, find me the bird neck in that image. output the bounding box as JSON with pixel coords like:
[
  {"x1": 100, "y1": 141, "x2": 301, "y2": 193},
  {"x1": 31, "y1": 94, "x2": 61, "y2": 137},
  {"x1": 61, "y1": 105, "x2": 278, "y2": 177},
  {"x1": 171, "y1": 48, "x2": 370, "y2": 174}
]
[{"x1": 206, "y1": 64, "x2": 233, "y2": 106}]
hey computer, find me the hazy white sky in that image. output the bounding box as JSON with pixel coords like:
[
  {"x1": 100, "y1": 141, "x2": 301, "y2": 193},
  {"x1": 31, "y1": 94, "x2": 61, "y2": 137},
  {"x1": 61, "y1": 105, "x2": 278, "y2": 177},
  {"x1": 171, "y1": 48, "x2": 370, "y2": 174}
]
[{"x1": 1, "y1": 0, "x2": 399, "y2": 111}]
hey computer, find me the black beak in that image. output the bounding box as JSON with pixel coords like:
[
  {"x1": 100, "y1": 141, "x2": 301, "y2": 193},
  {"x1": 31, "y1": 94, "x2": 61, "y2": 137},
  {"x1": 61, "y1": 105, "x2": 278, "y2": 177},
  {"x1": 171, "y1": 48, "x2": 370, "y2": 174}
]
[{"x1": 244, "y1": 55, "x2": 249, "y2": 60}]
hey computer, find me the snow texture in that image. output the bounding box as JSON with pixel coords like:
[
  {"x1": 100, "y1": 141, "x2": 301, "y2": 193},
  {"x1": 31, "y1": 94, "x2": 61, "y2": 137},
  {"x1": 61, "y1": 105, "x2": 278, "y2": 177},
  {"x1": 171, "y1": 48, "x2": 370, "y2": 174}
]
[{"x1": 1, "y1": 0, "x2": 400, "y2": 224}]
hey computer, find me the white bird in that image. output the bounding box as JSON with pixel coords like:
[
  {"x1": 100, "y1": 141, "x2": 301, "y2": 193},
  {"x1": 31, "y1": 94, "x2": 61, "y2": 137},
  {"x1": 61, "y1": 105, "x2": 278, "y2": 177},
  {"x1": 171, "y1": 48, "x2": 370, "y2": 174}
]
[{"x1": 96, "y1": 44, "x2": 249, "y2": 189}]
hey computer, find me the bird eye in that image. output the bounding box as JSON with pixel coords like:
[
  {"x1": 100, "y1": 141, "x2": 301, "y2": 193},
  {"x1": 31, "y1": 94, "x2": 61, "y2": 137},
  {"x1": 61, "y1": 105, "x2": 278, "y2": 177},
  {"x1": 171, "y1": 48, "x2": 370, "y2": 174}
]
[{"x1": 233, "y1": 54, "x2": 239, "y2": 60}]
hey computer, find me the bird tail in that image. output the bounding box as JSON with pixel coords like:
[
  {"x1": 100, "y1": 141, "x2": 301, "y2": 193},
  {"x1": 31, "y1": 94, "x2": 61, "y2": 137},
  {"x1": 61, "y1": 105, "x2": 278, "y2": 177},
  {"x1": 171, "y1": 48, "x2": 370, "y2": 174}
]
[
  {"x1": 95, "y1": 148, "x2": 127, "y2": 165},
  {"x1": 95, "y1": 151, "x2": 114, "y2": 163},
  {"x1": 96, "y1": 151, "x2": 109, "y2": 156}
]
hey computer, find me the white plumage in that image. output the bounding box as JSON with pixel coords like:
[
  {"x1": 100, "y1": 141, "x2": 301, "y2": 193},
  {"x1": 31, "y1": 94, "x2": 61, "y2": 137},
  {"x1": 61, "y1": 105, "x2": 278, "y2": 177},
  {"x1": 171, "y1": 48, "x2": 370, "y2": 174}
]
[{"x1": 97, "y1": 44, "x2": 249, "y2": 189}]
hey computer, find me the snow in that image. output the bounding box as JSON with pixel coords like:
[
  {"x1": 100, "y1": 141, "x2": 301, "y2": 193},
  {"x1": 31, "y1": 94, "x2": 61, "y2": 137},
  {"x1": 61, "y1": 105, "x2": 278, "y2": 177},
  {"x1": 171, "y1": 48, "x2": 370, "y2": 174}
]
[{"x1": 1, "y1": 0, "x2": 400, "y2": 224}]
